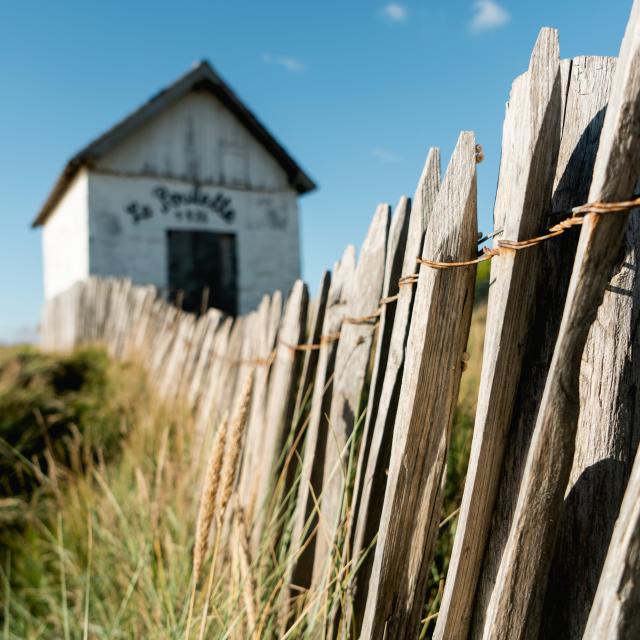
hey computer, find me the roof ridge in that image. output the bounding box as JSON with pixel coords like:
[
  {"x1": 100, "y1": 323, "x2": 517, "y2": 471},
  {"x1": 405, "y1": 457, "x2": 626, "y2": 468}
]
[{"x1": 32, "y1": 60, "x2": 315, "y2": 227}]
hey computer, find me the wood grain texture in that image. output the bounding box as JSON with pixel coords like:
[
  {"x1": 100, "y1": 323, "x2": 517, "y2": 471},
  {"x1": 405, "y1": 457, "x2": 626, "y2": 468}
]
[
  {"x1": 238, "y1": 294, "x2": 276, "y2": 516},
  {"x1": 309, "y1": 204, "x2": 390, "y2": 598},
  {"x1": 194, "y1": 316, "x2": 234, "y2": 436},
  {"x1": 178, "y1": 312, "x2": 216, "y2": 403},
  {"x1": 293, "y1": 271, "x2": 332, "y2": 427},
  {"x1": 539, "y1": 56, "x2": 626, "y2": 640},
  {"x1": 252, "y1": 280, "x2": 309, "y2": 543},
  {"x1": 159, "y1": 312, "x2": 195, "y2": 401},
  {"x1": 186, "y1": 309, "x2": 224, "y2": 410},
  {"x1": 482, "y1": 5, "x2": 640, "y2": 638},
  {"x1": 433, "y1": 29, "x2": 563, "y2": 640},
  {"x1": 360, "y1": 131, "x2": 478, "y2": 640},
  {"x1": 127, "y1": 285, "x2": 158, "y2": 358},
  {"x1": 325, "y1": 196, "x2": 410, "y2": 640},
  {"x1": 150, "y1": 305, "x2": 179, "y2": 377},
  {"x1": 215, "y1": 315, "x2": 246, "y2": 419},
  {"x1": 344, "y1": 149, "x2": 441, "y2": 637},
  {"x1": 583, "y1": 442, "x2": 640, "y2": 640},
  {"x1": 286, "y1": 246, "x2": 356, "y2": 607},
  {"x1": 282, "y1": 271, "x2": 331, "y2": 536},
  {"x1": 470, "y1": 54, "x2": 616, "y2": 639}
]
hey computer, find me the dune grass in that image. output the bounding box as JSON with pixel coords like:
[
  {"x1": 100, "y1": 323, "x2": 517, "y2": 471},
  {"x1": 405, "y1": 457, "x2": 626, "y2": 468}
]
[
  {"x1": 0, "y1": 265, "x2": 488, "y2": 638},
  {"x1": 0, "y1": 347, "x2": 199, "y2": 638}
]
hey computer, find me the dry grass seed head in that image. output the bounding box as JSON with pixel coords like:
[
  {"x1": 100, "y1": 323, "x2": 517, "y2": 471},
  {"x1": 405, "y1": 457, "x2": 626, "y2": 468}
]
[
  {"x1": 193, "y1": 411, "x2": 229, "y2": 582},
  {"x1": 216, "y1": 370, "x2": 255, "y2": 520},
  {"x1": 235, "y1": 505, "x2": 258, "y2": 633}
]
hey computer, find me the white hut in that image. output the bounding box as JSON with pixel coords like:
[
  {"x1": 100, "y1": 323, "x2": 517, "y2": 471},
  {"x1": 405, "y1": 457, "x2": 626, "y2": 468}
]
[{"x1": 32, "y1": 61, "x2": 315, "y2": 315}]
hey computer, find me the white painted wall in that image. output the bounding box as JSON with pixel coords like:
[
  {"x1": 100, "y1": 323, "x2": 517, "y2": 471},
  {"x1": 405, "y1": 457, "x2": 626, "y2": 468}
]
[
  {"x1": 43, "y1": 90, "x2": 304, "y2": 314},
  {"x1": 88, "y1": 172, "x2": 300, "y2": 313},
  {"x1": 96, "y1": 91, "x2": 292, "y2": 191},
  {"x1": 42, "y1": 170, "x2": 89, "y2": 300}
]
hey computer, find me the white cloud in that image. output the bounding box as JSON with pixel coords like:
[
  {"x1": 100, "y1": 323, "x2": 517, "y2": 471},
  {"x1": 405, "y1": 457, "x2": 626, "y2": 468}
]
[
  {"x1": 470, "y1": 0, "x2": 510, "y2": 33},
  {"x1": 380, "y1": 2, "x2": 408, "y2": 23},
  {"x1": 372, "y1": 147, "x2": 401, "y2": 163},
  {"x1": 262, "y1": 53, "x2": 305, "y2": 73}
]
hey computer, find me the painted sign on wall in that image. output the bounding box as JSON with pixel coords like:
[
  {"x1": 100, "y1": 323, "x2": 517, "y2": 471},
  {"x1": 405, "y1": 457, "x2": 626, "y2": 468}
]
[{"x1": 124, "y1": 185, "x2": 236, "y2": 224}]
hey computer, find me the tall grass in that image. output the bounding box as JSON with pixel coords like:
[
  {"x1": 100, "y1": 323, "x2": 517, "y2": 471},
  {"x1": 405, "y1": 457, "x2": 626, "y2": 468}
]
[
  {"x1": 0, "y1": 347, "x2": 201, "y2": 638},
  {"x1": 0, "y1": 265, "x2": 488, "y2": 638}
]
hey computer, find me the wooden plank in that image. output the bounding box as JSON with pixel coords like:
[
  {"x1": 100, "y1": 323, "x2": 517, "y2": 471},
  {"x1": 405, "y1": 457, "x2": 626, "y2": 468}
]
[
  {"x1": 113, "y1": 279, "x2": 134, "y2": 359},
  {"x1": 186, "y1": 309, "x2": 225, "y2": 409},
  {"x1": 194, "y1": 316, "x2": 234, "y2": 438},
  {"x1": 286, "y1": 246, "x2": 356, "y2": 610},
  {"x1": 144, "y1": 298, "x2": 167, "y2": 363},
  {"x1": 282, "y1": 272, "x2": 331, "y2": 531},
  {"x1": 124, "y1": 285, "x2": 157, "y2": 359},
  {"x1": 158, "y1": 312, "x2": 196, "y2": 401},
  {"x1": 96, "y1": 278, "x2": 111, "y2": 347},
  {"x1": 345, "y1": 148, "x2": 441, "y2": 635},
  {"x1": 583, "y1": 442, "x2": 640, "y2": 639},
  {"x1": 216, "y1": 315, "x2": 247, "y2": 419},
  {"x1": 149, "y1": 300, "x2": 179, "y2": 376},
  {"x1": 432, "y1": 29, "x2": 563, "y2": 640},
  {"x1": 176, "y1": 311, "x2": 211, "y2": 400},
  {"x1": 76, "y1": 280, "x2": 88, "y2": 345},
  {"x1": 119, "y1": 282, "x2": 137, "y2": 356},
  {"x1": 292, "y1": 271, "x2": 332, "y2": 427},
  {"x1": 98, "y1": 279, "x2": 116, "y2": 352},
  {"x1": 325, "y1": 195, "x2": 411, "y2": 638},
  {"x1": 538, "y1": 56, "x2": 626, "y2": 640},
  {"x1": 360, "y1": 131, "x2": 478, "y2": 640},
  {"x1": 250, "y1": 280, "x2": 309, "y2": 546},
  {"x1": 482, "y1": 5, "x2": 640, "y2": 637},
  {"x1": 238, "y1": 292, "x2": 282, "y2": 521},
  {"x1": 470, "y1": 54, "x2": 616, "y2": 639},
  {"x1": 232, "y1": 310, "x2": 259, "y2": 413},
  {"x1": 102, "y1": 279, "x2": 121, "y2": 355},
  {"x1": 308, "y1": 203, "x2": 390, "y2": 604},
  {"x1": 237, "y1": 293, "x2": 272, "y2": 511}
]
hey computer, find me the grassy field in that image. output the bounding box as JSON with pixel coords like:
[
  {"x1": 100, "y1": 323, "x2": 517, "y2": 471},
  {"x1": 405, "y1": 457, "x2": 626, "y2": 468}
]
[{"x1": 0, "y1": 265, "x2": 488, "y2": 638}]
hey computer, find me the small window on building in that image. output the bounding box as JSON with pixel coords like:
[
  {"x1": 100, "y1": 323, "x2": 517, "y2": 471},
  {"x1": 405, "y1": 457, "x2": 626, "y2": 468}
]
[{"x1": 167, "y1": 230, "x2": 237, "y2": 315}]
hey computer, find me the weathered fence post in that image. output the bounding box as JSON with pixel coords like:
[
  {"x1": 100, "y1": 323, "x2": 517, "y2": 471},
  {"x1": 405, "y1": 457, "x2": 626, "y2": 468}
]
[
  {"x1": 251, "y1": 280, "x2": 308, "y2": 545},
  {"x1": 285, "y1": 246, "x2": 356, "y2": 616},
  {"x1": 582, "y1": 442, "x2": 640, "y2": 640},
  {"x1": 343, "y1": 148, "x2": 441, "y2": 636},
  {"x1": 320, "y1": 195, "x2": 409, "y2": 637},
  {"x1": 469, "y1": 54, "x2": 616, "y2": 638},
  {"x1": 537, "y1": 56, "x2": 633, "y2": 640},
  {"x1": 483, "y1": 3, "x2": 640, "y2": 637},
  {"x1": 433, "y1": 28, "x2": 563, "y2": 640},
  {"x1": 238, "y1": 294, "x2": 277, "y2": 514},
  {"x1": 307, "y1": 203, "x2": 390, "y2": 621},
  {"x1": 292, "y1": 272, "x2": 331, "y2": 427},
  {"x1": 361, "y1": 131, "x2": 478, "y2": 640}
]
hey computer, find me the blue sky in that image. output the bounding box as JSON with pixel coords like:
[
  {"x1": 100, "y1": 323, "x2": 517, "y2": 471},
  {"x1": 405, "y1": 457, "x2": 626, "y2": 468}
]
[{"x1": 0, "y1": 0, "x2": 632, "y2": 342}]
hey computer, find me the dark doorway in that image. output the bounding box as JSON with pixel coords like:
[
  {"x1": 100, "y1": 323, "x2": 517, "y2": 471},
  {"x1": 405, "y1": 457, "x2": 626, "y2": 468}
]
[{"x1": 167, "y1": 230, "x2": 237, "y2": 315}]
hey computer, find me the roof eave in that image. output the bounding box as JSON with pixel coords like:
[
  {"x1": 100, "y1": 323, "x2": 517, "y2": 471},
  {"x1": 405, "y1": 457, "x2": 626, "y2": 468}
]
[
  {"x1": 32, "y1": 60, "x2": 317, "y2": 227},
  {"x1": 31, "y1": 158, "x2": 85, "y2": 227}
]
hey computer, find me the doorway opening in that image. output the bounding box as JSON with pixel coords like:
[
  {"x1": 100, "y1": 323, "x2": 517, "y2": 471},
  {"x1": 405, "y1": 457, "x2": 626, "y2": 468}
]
[{"x1": 167, "y1": 230, "x2": 237, "y2": 315}]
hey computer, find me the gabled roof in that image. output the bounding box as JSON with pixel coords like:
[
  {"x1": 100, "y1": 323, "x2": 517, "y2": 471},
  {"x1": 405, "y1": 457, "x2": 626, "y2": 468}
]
[{"x1": 32, "y1": 60, "x2": 316, "y2": 227}]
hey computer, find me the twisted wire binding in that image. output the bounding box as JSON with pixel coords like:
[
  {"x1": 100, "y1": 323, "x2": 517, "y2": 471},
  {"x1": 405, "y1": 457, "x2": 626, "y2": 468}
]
[
  {"x1": 416, "y1": 196, "x2": 640, "y2": 270},
  {"x1": 279, "y1": 332, "x2": 341, "y2": 352},
  {"x1": 225, "y1": 196, "x2": 640, "y2": 359}
]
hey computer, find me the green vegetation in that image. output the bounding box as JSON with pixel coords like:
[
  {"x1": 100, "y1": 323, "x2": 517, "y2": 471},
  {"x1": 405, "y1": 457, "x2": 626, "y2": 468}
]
[
  {"x1": 0, "y1": 346, "x2": 200, "y2": 638},
  {"x1": 0, "y1": 262, "x2": 489, "y2": 638},
  {"x1": 0, "y1": 347, "x2": 137, "y2": 504}
]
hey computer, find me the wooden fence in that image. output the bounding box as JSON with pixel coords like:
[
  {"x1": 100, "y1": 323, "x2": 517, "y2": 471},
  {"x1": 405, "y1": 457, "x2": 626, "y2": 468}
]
[{"x1": 40, "y1": 6, "x2": 640, "y2": 639}]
